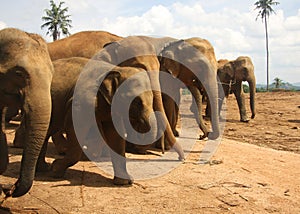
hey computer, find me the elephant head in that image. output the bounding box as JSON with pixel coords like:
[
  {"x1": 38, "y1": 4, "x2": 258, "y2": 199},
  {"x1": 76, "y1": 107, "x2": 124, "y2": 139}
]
[
  {"x1": 159, "y1": 39, "x2": 220, "y2": 140},
  {"x1": 217, "y1": 56, "x2": 256, "y2": 121},
  {"x1": 0, "y1": 28, "x2": 53, "y2": 197}
]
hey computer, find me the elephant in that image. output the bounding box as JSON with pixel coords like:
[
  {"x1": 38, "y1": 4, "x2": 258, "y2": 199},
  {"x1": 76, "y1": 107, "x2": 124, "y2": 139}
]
[
  {"x1": 94, "y1": 36, "x2": 185, "y2": 158},
  {"x1": 47, "y1": 30, "x2": 123, "y2": 60},
  {"x1": 160, "y1": 37, "x2": 219, "y2": 141},
  {"x1": 28, "y1": 57, "x2": 157, "y2": 185},
  {"x1": 158, "y1": 38, "x2": 220, "y2": 141},
  {"x1": 217, "y1": 56, "x2": 256, "y2": 122},
  {"x1": 0, "y1": 28, "x2": 54, "y2": 197}
]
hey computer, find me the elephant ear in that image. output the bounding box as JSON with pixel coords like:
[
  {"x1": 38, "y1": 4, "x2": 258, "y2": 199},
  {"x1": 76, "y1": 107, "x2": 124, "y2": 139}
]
[
  {"x1": 223, "y1": 62, "x2": 235, "y2": 79},
  {"x1": 99, "y1": 71, "x2": 121, "y2": 105},
  {"x1": 96, "y1": 41, "x2": 120, "y2": 63}
]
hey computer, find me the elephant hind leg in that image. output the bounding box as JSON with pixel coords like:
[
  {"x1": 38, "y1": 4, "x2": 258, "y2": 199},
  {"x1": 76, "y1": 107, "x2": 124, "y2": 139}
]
[{"x1": 51, "y1": 126, "x2": 82, "y2": 178}]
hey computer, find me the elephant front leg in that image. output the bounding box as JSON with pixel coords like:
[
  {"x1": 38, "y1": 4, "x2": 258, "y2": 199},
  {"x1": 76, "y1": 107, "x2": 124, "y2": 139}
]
[
  {"x1": 188, "y1": 86, "x2": 209, "y2": 139},
  {"x1": 101, "y1": 121, "x2": 133, "y2": 185},
  {"x1": 233, "y1": 83, "x2": 249, "y2": 122}
]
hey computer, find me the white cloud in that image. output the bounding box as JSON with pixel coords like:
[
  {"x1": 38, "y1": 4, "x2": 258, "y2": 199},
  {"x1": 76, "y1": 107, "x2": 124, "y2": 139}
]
[
  {"x1": 0, "y1": 21, "x2": 7, "y2": 30},
  {"x1": 1, "y1": 0, "x2": 298, "y2": 84},
  {"x1": 96, "y1": 2, "x2": 300, "y2": 84}
]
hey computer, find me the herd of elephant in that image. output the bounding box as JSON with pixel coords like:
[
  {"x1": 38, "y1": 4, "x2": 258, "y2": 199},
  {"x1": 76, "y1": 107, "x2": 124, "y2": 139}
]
[{"x1": 0, "y1": 28, "x2": 256, "y2": 198}]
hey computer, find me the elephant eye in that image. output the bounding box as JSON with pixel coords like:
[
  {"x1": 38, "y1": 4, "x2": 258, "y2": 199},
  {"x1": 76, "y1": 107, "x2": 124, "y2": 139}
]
[{"x1": 10, "y1": 66, "x2": 28, "y2": 78}]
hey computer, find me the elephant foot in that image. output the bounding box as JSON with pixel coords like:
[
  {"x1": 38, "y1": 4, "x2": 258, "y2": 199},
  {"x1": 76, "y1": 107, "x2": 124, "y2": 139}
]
[
  {"x1": 173, "y1": 129, "x2": 180, "y2": 137},
  {"x1": 251, "y1": 114, "x2": 255, "y2": 119},
  {"x1": 154, "y1": 141, "x2": 171, "y2": 151},
  {"x1": 36, "y1": 161, "x2": 51, "y2": 173},
  {"x1": 126, "y1": 142, "x2": 149, "y2": 154},
  {"x1": 240, "y1": 118, "x2": 250, "y2": 123},
  {"x1": 50, "y1": 159, "x2": 68, "y2": 178},
  {"x1": 198, "y1": 134, "x2": 208, "y2": 140},
  {"x1": 113, "y1": 176, "x2": 133, "y2": 186}
]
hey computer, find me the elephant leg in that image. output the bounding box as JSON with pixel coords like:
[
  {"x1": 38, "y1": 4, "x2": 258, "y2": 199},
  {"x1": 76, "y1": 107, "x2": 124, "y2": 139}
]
[
  {"x1": 13, "y1": 118, "x2": 26, "y2": 148},
  {"x1": 162, "y1": 93, "x2": 177, "y2": 148},
  {"x1": 51, "y1": 131, "x2": 68, "y2": 155},
  {"x1": 233, "y1": 82, "x2": 249, "y2": 122},
  {"x1": 188, "y1": 86, "x2": 209, "y2": 139},
  {"x1": 36, "y1": 138, "x2": 51, "y2": 173},
  {"x1": 101, "y1": 120, "x2": 132, "y2": 185},
  {"x1": 5, "y1": 106, "x2": 19, "y2": 123},
  {"x1": 0, "y1": 107, "x2": 8, "y2": 174},
  {"x1": 51, "y1": 111, "x2": 82, "y2": 178}
]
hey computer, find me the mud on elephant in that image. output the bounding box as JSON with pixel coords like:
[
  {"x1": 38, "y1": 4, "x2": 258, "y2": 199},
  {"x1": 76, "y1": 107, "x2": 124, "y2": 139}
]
[
  {"x1": 0, "y1": 28, "x2": 53, "y2": 197},
  {"x1": 217, "y1": 56, "x2": 256, "y2": 122}
]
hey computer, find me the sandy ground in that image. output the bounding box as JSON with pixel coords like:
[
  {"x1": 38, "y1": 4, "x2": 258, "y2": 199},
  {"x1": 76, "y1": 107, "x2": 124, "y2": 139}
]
[{"x1": 0, "y1": 91, "x2": 299, "y2": 213}]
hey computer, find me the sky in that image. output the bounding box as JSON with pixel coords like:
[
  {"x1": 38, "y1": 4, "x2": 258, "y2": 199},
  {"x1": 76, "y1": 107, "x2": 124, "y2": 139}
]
[{"x1": 0, "y1": 0, "x2": 299, "y2": 85}]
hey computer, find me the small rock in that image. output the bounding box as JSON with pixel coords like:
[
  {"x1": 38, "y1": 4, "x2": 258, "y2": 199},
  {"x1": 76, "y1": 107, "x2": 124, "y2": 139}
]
[{"x1": 291, "y1": 126, "x2": 299, "y2": 130}]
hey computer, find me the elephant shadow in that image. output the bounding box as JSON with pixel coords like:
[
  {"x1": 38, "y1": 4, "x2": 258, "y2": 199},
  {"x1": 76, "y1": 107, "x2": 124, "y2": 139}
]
[{"x1": 2, "y1": 144, "x2": 119, "y2": 189}]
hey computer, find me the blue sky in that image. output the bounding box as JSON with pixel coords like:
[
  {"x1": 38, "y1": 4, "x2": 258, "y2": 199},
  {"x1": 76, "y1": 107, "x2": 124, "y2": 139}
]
[{"x1": 0, "y1": 0, "x2": 299, "y2": 84}]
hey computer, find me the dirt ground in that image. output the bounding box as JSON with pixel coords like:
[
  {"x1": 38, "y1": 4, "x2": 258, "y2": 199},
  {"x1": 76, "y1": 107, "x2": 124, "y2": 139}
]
[{"x1": 0, "y1": 91, "x2": 299, "y2": 213}]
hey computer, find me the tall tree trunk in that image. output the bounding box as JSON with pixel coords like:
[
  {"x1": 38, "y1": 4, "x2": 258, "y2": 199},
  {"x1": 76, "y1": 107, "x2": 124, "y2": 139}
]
[
  {"x1": 265, "y1": 15, "x2": 269, "y2": 91},
  {"x1": 53, "y1": 25, "x2": 58, "y2": 41}
]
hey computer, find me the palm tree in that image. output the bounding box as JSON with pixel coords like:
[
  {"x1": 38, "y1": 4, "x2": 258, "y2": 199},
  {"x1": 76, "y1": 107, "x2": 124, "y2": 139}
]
[
  {"x1": 273, "y1": 77, "x2": 284, "y2": 89},
  {"x1": 254, "y1": 0, "x2": 280, "y2": 91},
  {"x1": 41, "y1": 0, "x2": 72, "y2": 41}
]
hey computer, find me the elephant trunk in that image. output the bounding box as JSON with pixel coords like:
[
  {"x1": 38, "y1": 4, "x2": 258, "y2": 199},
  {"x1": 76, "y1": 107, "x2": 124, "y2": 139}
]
[
  {"x1": 206, "y1": 85, "x2": 220, "y2": 140},
  {"x1": 203, "y1": 72, "x2": 220, "y2": 140},
  {"x1": 248, "y1": 79, "x2": 256, "y2": 119},
  {"x1": 0, "y1": 107, "x2": 8, "y2": 174},
  {"x1": 8, "y1": 80, "x2": 52, "y2": 197}
]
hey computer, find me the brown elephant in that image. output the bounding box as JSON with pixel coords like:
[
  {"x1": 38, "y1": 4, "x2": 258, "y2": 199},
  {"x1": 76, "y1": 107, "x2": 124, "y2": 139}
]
[
  {"x1": 0, "y1": 28, "x2": 53, "y2": 197},
  {"x1": 217, "y1": 56, "x2": 256, "y2": 122},
  {"x1": 95, "y1": 36, "x2": 185, "y2": 158},
  {"x1": 47, "y1": 30, "x2": 123, "y2": 60},
  {"x1": 159, "y1": 38, "x2": 220, "y2": 140},
  {"x1": 31, "y1": 57, "x2": 157, "y2": 185},
  {"x1": 162, "y1": 37, "x2": 219, "y2": 139}
]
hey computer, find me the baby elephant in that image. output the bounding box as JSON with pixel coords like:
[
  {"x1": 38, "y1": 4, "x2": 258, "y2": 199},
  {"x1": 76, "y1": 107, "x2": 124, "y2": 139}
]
[{"x1": 41, "y1": 57, "x2": 156, "y2": 185}]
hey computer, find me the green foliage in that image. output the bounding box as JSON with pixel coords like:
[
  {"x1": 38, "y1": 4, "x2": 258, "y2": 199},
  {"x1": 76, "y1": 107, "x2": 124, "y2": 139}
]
[
  {"x1": 41, "y1": 0, "x2": 72, "y2": 41},
  {"x1": 243, "y1": 84, "x2": 250, "y2": 93},
  {"x1": 181, "y1": 88, "x2": 191, "y2": 95},
  {"x1": 254, "y1": 0, "x2": 280, "y2": 21}
]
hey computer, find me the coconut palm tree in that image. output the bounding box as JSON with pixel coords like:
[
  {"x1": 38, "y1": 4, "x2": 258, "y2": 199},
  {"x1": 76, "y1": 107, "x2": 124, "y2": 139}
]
[
  {"x1": 41, "y1": 0, "x2": 72, "y2": 41},
  {"x1": 254, "y1": 0, "x2": 280, "y2": 91},
  {"x1": 273, "y1": 77, "x2": 284, "y2": 89}
]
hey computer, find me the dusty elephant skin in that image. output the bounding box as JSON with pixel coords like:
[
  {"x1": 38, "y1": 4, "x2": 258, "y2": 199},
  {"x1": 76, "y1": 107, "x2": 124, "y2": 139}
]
[
  {"x1": 217, "y1": 56, "x2": 256, "y2": 122},
  {"x1": 34, "y1": 57, "x2": 156, "y2": 185},
  {"x1": 47, "y1": 30, "x2": 123, "y2": 61},
  {"x1": 0, "y1": 28, "x2": 53, "y2": 197}
]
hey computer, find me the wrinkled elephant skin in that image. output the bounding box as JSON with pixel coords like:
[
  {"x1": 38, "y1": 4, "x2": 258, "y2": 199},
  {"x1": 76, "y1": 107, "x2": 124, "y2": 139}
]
[{"x1": 0, "y1": 28, "x2": 53, "y2": 197}]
